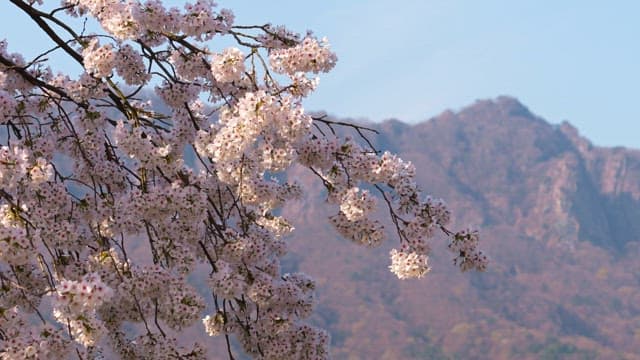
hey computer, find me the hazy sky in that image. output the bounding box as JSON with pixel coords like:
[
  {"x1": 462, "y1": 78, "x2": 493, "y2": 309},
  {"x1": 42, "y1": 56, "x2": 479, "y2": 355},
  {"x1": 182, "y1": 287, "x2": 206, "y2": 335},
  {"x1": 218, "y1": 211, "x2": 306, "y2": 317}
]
[{"x1": 1, "y1": 1, "x2": 638, "y2": 147}]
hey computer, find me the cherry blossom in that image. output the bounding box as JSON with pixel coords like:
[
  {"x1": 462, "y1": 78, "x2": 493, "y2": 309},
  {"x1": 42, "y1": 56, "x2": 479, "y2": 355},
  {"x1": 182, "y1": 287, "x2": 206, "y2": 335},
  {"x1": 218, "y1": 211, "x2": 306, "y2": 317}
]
[
  {"x1": 0, "y1": 1, "x2": 486, "y2": 359},
  {"x1": 210, "y1": 47, "x2": 245, "y2": 83}
]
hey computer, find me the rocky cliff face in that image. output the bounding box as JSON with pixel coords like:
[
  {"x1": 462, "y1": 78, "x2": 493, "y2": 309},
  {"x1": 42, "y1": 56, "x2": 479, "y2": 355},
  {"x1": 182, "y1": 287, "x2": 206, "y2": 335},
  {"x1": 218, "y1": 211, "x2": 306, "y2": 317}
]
[{"x1": 282, "y1": 97, "x2": 640, "y2": 359}]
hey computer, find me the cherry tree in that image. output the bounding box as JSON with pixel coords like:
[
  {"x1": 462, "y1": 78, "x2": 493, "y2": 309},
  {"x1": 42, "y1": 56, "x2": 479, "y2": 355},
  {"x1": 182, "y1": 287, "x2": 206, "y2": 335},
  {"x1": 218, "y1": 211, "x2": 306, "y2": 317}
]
[{"x1": 0, "y1": 1, "x2": 487, "y2": 358}]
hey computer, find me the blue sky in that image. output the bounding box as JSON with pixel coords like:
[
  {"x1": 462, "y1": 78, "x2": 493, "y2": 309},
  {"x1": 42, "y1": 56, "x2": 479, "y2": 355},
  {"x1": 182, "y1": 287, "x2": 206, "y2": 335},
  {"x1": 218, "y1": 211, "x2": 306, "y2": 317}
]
[{"x1": 1, "y1": 1, "x2": 638, "y2": 148}]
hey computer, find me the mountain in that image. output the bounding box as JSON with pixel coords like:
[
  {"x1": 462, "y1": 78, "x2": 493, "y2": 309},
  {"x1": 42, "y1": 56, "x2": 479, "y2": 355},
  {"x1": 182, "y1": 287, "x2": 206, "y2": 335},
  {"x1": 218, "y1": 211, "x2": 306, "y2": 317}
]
[{"x1": 280, "y1": 97, "x2": 640, "y2": 359}]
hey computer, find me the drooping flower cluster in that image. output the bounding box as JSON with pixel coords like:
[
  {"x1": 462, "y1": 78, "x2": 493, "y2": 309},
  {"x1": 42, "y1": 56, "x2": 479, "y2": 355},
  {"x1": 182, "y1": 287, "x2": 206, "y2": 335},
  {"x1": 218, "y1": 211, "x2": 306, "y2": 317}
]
[
  {"x1": 449, "y1": 228, "x2": 489, "y2": 272},
  {"x1": 339, "y1": 187, "x2": 376, "y2": 221},
  {"x1": 0, "y1": 1, "x2": 486, "y2": 359},
  {"x1": 389, "y1": 248, "x2": 431, "y2": 279}
]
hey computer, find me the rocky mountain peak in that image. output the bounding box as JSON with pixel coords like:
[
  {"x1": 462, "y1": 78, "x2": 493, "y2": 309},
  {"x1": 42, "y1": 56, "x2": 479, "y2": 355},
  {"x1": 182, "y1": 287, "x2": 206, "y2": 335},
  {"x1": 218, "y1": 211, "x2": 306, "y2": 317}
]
[
  {"x1": 461, "y1": 96, "x2": 535, "y2": 120},
  {"x1": 372, "y1": 98, "x2": 640, "y2": 253}
]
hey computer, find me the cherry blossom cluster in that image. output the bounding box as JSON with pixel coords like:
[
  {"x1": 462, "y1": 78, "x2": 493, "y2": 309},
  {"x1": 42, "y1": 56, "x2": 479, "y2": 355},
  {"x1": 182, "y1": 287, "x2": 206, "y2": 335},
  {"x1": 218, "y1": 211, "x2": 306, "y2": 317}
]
[
  {"x1": 182, "y1": 0, "x2": 234, "y2": 40},
  {"x1": 169, "y1": 47, "x2": 212, "y2": 81},
  {"x1": 0, "y1": 307, "x2": 73, "y2": 359},
  {"x1": 51, "y1": 274, "x2": 113, "y2": 347},
  {"x1": 339, "y1": 187, "x2": 377, "y2": 221},
  {"x1": 210, "y1": 47, "x2": 245, "y2": 83},
  {"x1": 115, "y1": 44, "x2": 151, "y2": 86},
  {"x1": 82, "y1": 39, "x2": 116, "y2": 78},
  {"x1": 0, "y1": 0, "x2": 485, "y2": 359},
  {"x1": 256, "y1": 24, "x2": 301, "y2": 49},
  {"x1": 270, "y1": 36, "x2": 338, "y2": 76},
  {"x1": 389, "y1": 248, "x2": 431, "y2": 279},
  {"x1": 0, "y1": 89, "x2": 17, "y2": 122},
  {"x1": 0, "y1": 220, "x2": 31, "y2": 267},
  {"x1": 53, "y1": 274, "x2": 113, "y2": 313},
  {"x1": 449, "y1": 228, "x2": 489, "y2": 272}
]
